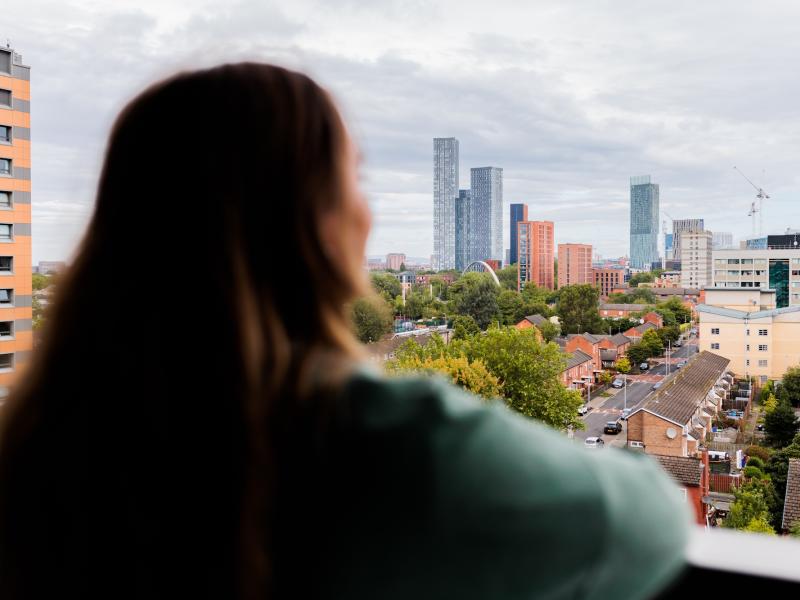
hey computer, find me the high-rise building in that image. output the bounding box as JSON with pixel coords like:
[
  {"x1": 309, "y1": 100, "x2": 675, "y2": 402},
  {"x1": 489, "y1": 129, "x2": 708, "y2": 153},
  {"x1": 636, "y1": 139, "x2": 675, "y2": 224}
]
[
  {"x1": 433, "y1": 137, "x2": 459, "y2": 270},
  {"x1": 455, "y1": 189, "x2": 471, "y2": 271},
  {"x1": 679, "y1": 230, "x2": 713, "y2": 289},
  {"x1": 629, "y1": 175, "x2": 659, "y2": 270},
  {"x1": 470, "y1": 167, "x2": 503, "y2": 263},
  {"x1": 712, "y1": 231, "x2": 733, "y2": 250},
  {"x1": 509, "y1": 203, "x2": 528, "y2": 265},
  {"x1": 0, "y1": 46, "x2": 32, "y2": 397},
  {"x1": 517, "y1": 221, "x2": 554, "y2": 291},
  {"x1": 557, "y1": 243, "x2": 593, "y2": 288},
  {"x1": 672, "y1": 219, "x2": 704, "y2": 261},
  {"x1": 665, "y1": 233, "x2": 674, "y2": 259},
  {"x1": 385, "y1": 253, "x2": 406, "y2": 271}
]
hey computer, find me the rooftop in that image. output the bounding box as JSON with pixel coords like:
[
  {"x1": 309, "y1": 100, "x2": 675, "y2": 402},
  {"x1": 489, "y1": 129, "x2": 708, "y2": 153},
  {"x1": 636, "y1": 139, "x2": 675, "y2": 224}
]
[
  {"x1": 636, "y1": 351, "x2": 730, "y2": 426},
  {"x1": 600, "y1": 303, "x2": 649, "y2": 311},
  {"x1": 563, "y1": 348, "x2": 593, "y2": 371},
  {"x1": 522, "y1": 314, "x2": 547, "y2": 326},
  {"x1": 655, "y1": 455, "x2": 703, "y2": 487},
  {"x1": 696, "y1": 304, "x2": 800, "y2": 320},
  {"x1": 782, "y1": 458, "x2": 800, "y2": 531}
]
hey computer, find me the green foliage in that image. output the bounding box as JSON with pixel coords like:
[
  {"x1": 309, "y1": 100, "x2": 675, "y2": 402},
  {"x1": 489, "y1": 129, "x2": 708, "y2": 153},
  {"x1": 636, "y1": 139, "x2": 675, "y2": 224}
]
[
  {"x1": 496, "y1": 265, "x2": 519, "y2": 291},
  {"x1": 537, "y1": 320, "x2": 560, "y2": 343},
  {"x1": 763, "y1": 393, "x2": 778, "y2": 415},
  {"x1": 657, "y1": 325, "x2": 681, "y2": 345},
  {"x1": 655, "y1": 297, "x2": 692, "y2": 325},
  {"x1": 600, "y1": 317, "x2": 638, "y2": 335},
  {"x1": 765, "y1": 433, "x2": 800, "y2": 503},
  {"x1": 780, "y1": 366, "x2": 800, "y2": 407},
  {"x1": 743, "y1": 517, "x2": 776, "y2": 535},
  {"x1": 556, "y1": 284, "x2": 602, "y2": 335},
  {"x1": 32, "y1": 273, "x2": 52, "y2": 291},
  {"x1": 370, "y1": 273, "x2": 401, "y2": 301},
  {"x1": 497, "y1": 289, "x2": 526, "y2": 326},
  {"x1": 745, "y1": 445, "x2": 773, "y2": 463},
  {"x1": 641, "y1": 328, "x2": 664, "y2": 356},
  {"x1": 725, "y1": 485, "x2": 771, "y2": 531},
  {"x1": 760, "y1": 379, "x2": 775, "y2": 403},
  {"x1": 790, "y1": 522, "x2": 800, "y2": 537},
  {"x1": 743, "y1": 466, "x2": 765, "y2": 479},
  {"x1": 614, "y1": 357, "x2": 631, "y2": 374},
  {"x1": 626, "y1": 343, "x2": 651, "y2": 367},
  {"x1": 628, "y1": 271, "x2": 655, "y2": 287},
  {"x1": 452, "y1": 315, "x2": 480, "y2": 340},
  {"x1": 746, "y1": 456, "x2": 766, "y2": 470},
  {"x1": 598, "y1": 371, "x2": 613, "y2": 385},
  {"x1": 764, "y1": 400, "x2": 800, "y2": 448},
  {"x1": 449, "y1": 273, "x2": 501, "y2": 329},
  {"x1": 386, "y1": 352, "x2": 502, "y2": 399},
  {"x1": 351, "y1": 296, "x2": 394, "y2": 343}
]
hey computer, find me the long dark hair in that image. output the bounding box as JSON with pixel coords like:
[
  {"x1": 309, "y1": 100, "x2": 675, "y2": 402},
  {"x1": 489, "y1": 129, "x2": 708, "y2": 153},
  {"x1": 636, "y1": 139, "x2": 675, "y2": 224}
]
[{"x1": 0, "y1": 63, "x2": 365, "y2": 598}]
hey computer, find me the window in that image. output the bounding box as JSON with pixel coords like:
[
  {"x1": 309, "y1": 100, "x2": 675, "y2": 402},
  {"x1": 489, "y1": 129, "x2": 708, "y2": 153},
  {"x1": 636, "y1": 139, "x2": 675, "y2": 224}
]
[
  {"x1": 746, "y1": 359, "x2": 750, "y2": 366},
  {"x1": 0, "y1": 51, "x2": 9, "y2": 74},
  {"x1": 0, "y1": 353, "x2": 12, "y2": 370},
  {"x1": 758, "y1": 344, "x2": 768, "y2": 351},
  {"x1": 0, "y1": 89, "x2": 10, "y2": 107},
  {"x1": 711, "y1": 343, "x2": 720, "y2": 350},
  {"x1": 0, "y1": 321, "x2": 12, "y2": 337},
  {"x1": 0, "y1": 192, "x2": 8, "y2": 208},
  {"x1": 759, "y1": 360, "x2": 768, "y2": 367},
  {"x1": 0, "y1": 257, "x2": 11, "y2": 272},
  {"x1": 727, "y1": 259, "x2": 740, "y2": 264},
  {"x1": 741, "y1": 259, "x2": 754, "y2": 264},
  {"x1": 758, "y1": 329, "x2": 768, "y2": 336},
  {"x1": 711, "y1": 328, "x2": 720, "y2": 335},
  {"x1": 0, "y1": 126, "x2": 9, "y2": 143},
  {"x1": 0, "y1": 159, "x2": 9, "y2": 176},
  {"x1": 0, "y1": 225, "x2": 11, "y2": 241},
  {"x1": 629, "y1": 441, "x2": 644, "y2": 448},
  {"x1": 761, "y1": 375, "x2": 769, "y2": 384},
  {"x1": 746, "y1": 345, "x2": 750, "y2": 351},
  {"x1": 745, "y1": 329, "x2": 750, "y2": 336},
  {"x1": 0, "y1": 289, "x2": 12, "y2": 305}
]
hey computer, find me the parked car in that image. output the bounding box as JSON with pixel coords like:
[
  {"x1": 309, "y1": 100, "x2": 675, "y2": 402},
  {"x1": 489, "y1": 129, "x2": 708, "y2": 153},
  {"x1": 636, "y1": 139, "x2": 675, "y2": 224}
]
[
  {"x1": 578, "y1": 404, "x2": 590, "y2": 416},
  {"x1": 674, "y1": 340, "x2": 682, "y2": 348},
  {"x1": 584, "y1": 437, "x2": 605, "y2": 449},
  {"x1": 621, "y1": 408, "x2": 632, "y2": 420},
  {"x1": 612, "y1": 378, "x2": 625, "y2": 388},
  {"x1": 676, "y1": 361, "x2": 686, "y2": 369},
  {"x1": 639, "y1": 362, "x2": 649, "y2": 371},
  {"x1": 604, "y1": 420, "x2": 623, "y2": 435},
  {"x1": 651, "y1": 381, "x2": 663, "y2": 391}
]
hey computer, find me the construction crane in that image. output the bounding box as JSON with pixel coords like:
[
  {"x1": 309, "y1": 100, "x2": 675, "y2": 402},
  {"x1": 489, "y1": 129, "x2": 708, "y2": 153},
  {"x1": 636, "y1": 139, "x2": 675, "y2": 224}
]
[{"x1": 733, "y1": 166, "x2": 769, "y2": 236}]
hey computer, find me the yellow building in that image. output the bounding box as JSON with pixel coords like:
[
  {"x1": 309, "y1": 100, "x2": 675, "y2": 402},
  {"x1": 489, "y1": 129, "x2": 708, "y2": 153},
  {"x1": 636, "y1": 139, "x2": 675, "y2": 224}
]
[
  {"x1": 0, "y1": 46, "x2": 32, "y2": 396},
  {"x1": 697, "y1": 288, "x2": 800, "y2": 383}
]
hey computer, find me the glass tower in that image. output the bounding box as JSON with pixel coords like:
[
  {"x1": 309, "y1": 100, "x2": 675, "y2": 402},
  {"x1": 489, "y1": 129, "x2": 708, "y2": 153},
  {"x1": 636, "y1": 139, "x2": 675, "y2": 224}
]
[
  {"x1": 629, "y1": 175, "x2": 660, "y2": 270},
  {"x1": 455, "y1": 189, "x2": 471, "y2": 271},
  {"x1": 469, "y1": 167, "x2": 503, "y2": 263},
  {"x1": 433, "y1": 138, "x2": 459, "y2": 270},
  {"x1": 509, "y1": 203, "x2": 527, "y2": 265}
]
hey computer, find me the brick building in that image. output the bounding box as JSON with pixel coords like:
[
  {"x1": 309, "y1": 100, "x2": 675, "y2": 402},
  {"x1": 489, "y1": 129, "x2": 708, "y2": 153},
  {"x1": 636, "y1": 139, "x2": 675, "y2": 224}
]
[
  {"x1": 593, "y1": 267, "x2": 625, "y2": 298},
  {"x1": 558, "y1": 243, "x2": 592, "y2": 288}
]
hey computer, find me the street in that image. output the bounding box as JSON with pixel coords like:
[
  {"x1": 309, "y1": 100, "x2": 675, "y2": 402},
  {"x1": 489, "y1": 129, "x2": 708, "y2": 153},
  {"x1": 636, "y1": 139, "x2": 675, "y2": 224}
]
[{"x1": 574, "y1": 334, "x2": 699, "y2": 445}]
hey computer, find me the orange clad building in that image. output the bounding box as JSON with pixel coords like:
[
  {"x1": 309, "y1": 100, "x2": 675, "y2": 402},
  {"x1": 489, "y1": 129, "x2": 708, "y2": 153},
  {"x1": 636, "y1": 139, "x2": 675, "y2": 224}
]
[
  {"x1": 593, "y1": 267, "x2": 625, "y2": 298},
  {"x1": 0, "y1": 47, "x2": 32, "y2": 395},
  {"x1": 517, "y1": 220, "x2": 554, "y2": 291},
  {"x1": 557, "y1": 243, "x2": 592, "y2": 288}
]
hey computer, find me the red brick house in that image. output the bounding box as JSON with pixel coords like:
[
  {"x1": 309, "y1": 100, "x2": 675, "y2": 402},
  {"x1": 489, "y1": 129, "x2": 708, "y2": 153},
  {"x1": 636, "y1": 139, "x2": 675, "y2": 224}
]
[
  {"x1": 655, "y1": 454, "x2": 710, "y2": 525},
  {"x1": 560, "y1": 348, "x2": 594, "y2": 389},
  {"x1": 642, "y1": 311, "x2": 664, "y2": 328},
  {"x1": 623, "y1": 321, "x2": 658, "y2": 341},
  {"x1": 565, "y1": 332, "x2": 631, "y2": 373},
  {"x1": 516, "y1": 314, "x2": 548, "y2": 330},
  {"x1": 599, "y1": 303, "x2": 648, "y2": 318}
]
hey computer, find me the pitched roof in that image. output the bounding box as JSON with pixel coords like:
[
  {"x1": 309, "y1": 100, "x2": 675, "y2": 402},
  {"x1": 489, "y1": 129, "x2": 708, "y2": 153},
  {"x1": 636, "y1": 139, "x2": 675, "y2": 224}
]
[
  {"x1": 626, "y1": 322, "x2": 658, "y2": 336},
  {"x1": 655, "y1": 455, "x2": 703, "y2": 487},
  {"x1": 600, "y1": 348, "x2": 618, "y2": 361},
  {"x1": 635, "y1": 351, "x2": 730, "y2": 426},
  {"x1": 782, "y1": 458, "x2": 800, "y2": 531},
  {"x1": 567, "y1": 332, "x2": 602, "y2": 344},
  {"x1": 563, "y1": 348, "x2": 593, "y2": 371},
  {"x1": 523, "y1": 314, "x2": 547, "y2": 326},
  {"x1": 600, "y1": 303, "x2": 649, "y2": 311}
]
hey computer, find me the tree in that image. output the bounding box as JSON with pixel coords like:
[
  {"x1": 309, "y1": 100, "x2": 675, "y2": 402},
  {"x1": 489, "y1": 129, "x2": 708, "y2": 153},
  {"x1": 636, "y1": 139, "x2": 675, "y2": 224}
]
[
  {"x1": 657, "y1": 325, "x2": 680, "y2": 346},
  {"x1": 556, "y1": 284, "x2": 602, "y2": 335},
  {"x1": 780, "y1": 366, "x2": 800, "y2": 407},
  {"x1": 601, "y1": 317, "x2": 638, "y2": 335},
  {"x1": 766, "y1": 433, "x2": 800, "y2": 508},
  {"x1": 497, "y1": 290, "x2": 526, "y2": 326},
  {"x1": 399, "y1": 262, "x2": 406, "y2": 272},
  {"x1": 449, "y1": 273, "x2": 501, "y2": 329},
  {"x1": 743, "y1": 517, "x2": 776, "y2": 535},
  {"x1": 626, "y1": 343, "x2": 651, "y2": 367},
  {"x1": 32, "y1": 273, "x2": 51, "y2": 291},
  {"x1": 537, "y1": 320, "x2": 560, "y2": 343},
  {"x1": 462, "y1": 327, "x2": 584, "y2": 430},
  {"x1": 351, "y1": 295, "x2": 394, "y2": 343},
  {"x1": 764, "y1": 400, "x2": 800, "y2": 448},
  {"x1": 656, "y1": 297, "x2": 692, "y2": 324},
  {"x1": 615, "y1": 357, "x2": 631, "y2": 374},
  {"x1": 763, "y1": 393, "x2": 778, "y2": 415},
  {"x1": 628, "y1": 272, "x2": 655, "y2": 287},
  {"x1": 724, "y1": 486, "x2": 770, "y2": 531},
  {"x1": 641, "y1": 328, "x2": 664, "y2": 356},
  {"x1": 386, "y1": 352, "x2": 502, "y2": 400},
  {"x1": 495, "y1": 265, "x2": 519, "y2": 291},
  {"x1": 452, "y1": 315, "x2": 480, "y2": 340},
  {"x1": 370, "y1": 273, "x2": 401, "y2": 301}
]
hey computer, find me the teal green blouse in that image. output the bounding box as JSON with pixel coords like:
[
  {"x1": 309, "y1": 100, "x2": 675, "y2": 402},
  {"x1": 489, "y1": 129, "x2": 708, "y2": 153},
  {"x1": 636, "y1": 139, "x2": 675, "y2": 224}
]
[{"x1": 278, "y1": 368, "x2": 689, "y2": 599}]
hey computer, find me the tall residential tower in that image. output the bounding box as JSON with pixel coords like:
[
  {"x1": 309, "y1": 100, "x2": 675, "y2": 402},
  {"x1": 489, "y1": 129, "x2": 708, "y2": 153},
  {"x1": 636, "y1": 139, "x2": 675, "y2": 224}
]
[
  {"x1": 509, "y1": 203, "x2": 527, "y2": 265},
  {"x1": 518, "y1": 220, "x2": 554, "y2": 291},
  {"x1": 629, "y1": 175, "x2": 659, "y2": 270},
  {"x1": 0, "y1": 46, "x2": 32, "y2": 396},
  {"x1": 433, "y1": 137, "x2": 459, "y2": 270},
  {"x1": 470, "y1": 166, "x2": 503, "y2": 263}
]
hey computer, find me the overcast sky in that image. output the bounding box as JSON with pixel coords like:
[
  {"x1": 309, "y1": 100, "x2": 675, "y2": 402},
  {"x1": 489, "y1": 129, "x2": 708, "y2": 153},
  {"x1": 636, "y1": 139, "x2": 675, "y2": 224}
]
[{"x1": 5, "y1": 0, "x2": 800, "y2": 263}]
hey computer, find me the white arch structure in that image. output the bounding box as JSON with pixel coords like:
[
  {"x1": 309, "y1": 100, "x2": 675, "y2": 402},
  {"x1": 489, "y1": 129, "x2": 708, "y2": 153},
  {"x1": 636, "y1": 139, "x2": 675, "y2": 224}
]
[{"x1": 462, "y1": 261, "x2": 501, "y2": 286}]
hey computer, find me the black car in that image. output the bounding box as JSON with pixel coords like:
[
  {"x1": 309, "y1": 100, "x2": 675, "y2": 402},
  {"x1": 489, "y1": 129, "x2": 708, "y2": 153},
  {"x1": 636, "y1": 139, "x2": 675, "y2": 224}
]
[{"x1": 604, "y1": 420, "x2": 623, "y2": 435}]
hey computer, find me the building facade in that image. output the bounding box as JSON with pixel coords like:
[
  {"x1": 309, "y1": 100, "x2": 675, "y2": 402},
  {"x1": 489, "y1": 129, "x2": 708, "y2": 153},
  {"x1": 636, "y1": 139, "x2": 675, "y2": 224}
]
[
  {"x1": 385, "y1": 253, "x2": 406, "y2": 271},
  {"x1": 0, "y1": 46, "x2": 32, "y2": 396},
  {"x1": 712, "y1": 231, "x2": 733, "y2": 250},
  {"x1": 679, "y1": 230, "x2": 713, "y2": 289},
  {"x1": 672, "y1": 219, "x2": 704, "y2": 261},
  {"x1": 433, "y1": 137, "x2": 459, "y2": 270},
  {"x1": 592, "y1": 267, "x2": 625, "y2": 298},
  {"x1": 711, "y1": 248, "x2": 800, "y2": 308},
  {"x1": 469, "y1": 167, "x2": 503, "y2": 263},
  {"x1": 509, "y1": 203, "x2": 527, "y2": 265},
  {"x1": 557, "y1": 243, "x2": 592, "y2": 288},
  {"x1": 517, "y1": 220, "x2": 554, "y2": 291},
  {"x1": 455, "y1": 189, "x2": 471, "y2": 271},
  {"x1": 629, "y1": 175, "x2": 660, "y2": 270}
]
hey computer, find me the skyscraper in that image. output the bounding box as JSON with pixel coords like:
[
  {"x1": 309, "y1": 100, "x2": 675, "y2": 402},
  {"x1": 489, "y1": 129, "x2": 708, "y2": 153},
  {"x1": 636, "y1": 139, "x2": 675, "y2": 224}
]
[
  {"x1": 629, "y1": 175, "x2": 660, "y2": 270},
  {"x1": 672, "y1": 218, "x2": 704, "y2": 261},
  {"x1": 469, "y1": 166, "x2": 503, "y2": 263},
  {"x1": 518, "y1": 221, "x2": 554, "y2": 291},
  {"x1": 509, "y1": 203, "x2": 528, "y2": 265},
  {"x1": 557, "y1": 243, "x2": 593, "y2": 288},
  {"x1": 455, "y1": 189, "x2": 471, "y2": 271},
  {"x1": 679, "y1": 230, "x2": 712, "y2": 289},
  {"x1": 712, "y1": 231, "x2": 733, "y2": 250},
  {"x1": 433, "y1": 137, "x2": 459, "y2": 270},
  {"x1": 0, "y1": 46, "x2": 32, "y2": 396}
]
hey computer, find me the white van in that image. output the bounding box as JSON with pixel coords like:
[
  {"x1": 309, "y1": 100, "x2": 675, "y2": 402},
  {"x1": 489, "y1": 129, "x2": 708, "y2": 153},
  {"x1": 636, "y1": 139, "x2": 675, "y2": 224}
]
[{"x1": 708, "y1": 450, "x2": 730, "y2": 461}]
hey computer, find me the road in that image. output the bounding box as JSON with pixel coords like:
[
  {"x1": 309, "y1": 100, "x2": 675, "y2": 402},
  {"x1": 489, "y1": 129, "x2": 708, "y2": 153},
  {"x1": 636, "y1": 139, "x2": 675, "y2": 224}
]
[{"x1": 574, "y1": 334, "x2": 699, "y2": 445}]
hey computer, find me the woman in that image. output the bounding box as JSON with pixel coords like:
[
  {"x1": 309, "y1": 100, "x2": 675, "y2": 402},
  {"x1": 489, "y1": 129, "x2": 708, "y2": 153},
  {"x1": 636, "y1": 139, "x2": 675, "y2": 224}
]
[{"x1": 0, "y1": 64, "x2": 688, "y2": 599}]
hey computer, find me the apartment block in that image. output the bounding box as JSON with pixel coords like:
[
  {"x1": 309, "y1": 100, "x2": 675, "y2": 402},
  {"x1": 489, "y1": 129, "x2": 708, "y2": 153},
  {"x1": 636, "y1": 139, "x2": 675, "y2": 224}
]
[
  {"x1": 0, "y1": 46, "x2": 32, "y2": 396},
  {"x1": 517, "y1": 220, "x2": 554, "y2": 291},
  {"x1": 557, "y1": 243, "x2": 592, "y2": 288},
  {"x1": 509, "y1": 203, "x2": 527, "y2": 265},
  {"x1": 679, "y1": 230, "x2": 712, "y2": 289},
  {"x1": 385, "y1": 253, "x2": 406, "y2": 271},
  {"x1": 711, "y1": 248, "x2": 800, "y2": 308},
  {"x1": 672, "y1": 219, "x2": 704, "y2": 262},
  {"x1": 592, "y1": 267, "x2": 625, "y2": 298}
]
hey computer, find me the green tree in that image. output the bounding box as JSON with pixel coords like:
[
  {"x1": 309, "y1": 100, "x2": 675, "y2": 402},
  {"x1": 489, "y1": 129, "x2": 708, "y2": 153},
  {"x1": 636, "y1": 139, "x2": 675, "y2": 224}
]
[
  {"x1": 32, "y1": 273, "x2": 51, "y2": 291},
  {"x1": 657, "y1": 325, "x2": 681, "y2": 346},
  {"x1": 601, "y1": 317, "x2": 638, "y2": 335},
  {"x1": 462, "y1": 327, "x2": 584, "y2": 430},
  {"x1": 537, "y1": 320, "x2": 560, "y2": 343},
  {"x1": 628, "y1": 272, "x2": 655, "y2": 287},
  {"x1": 760, "y1": 379, "x2": 775, "y2": 403},
  {"x1": 452, "y1": 315, "x2": 480, "y2": 340},
  {"x1": 351, "y1": 295, "x2": 394, "y2": 343},
  {"x1": 615, "y1": 357, "x2": 631, "y2": 374},
  {"x1": 790, "y1": 522, "x2": 800, "y2": 537},
  {"x1": 386, "y1": 352, "x2": 502, "y2": 400},
  {"x1": 780, "y1": 366, "x2": 800, "y2": 407},
  {"x1": 765, "y1": 433, "x2": 800, "y2": 508},
  {"x1": 763, "y1": 393, "x2": 778, "y2": 415},
  {"x1": 403, "y1": 290, "x2": 430, "y2": 321},
  {"x1": 743, "y1": 517, "x2": 776, "y2": 535},
  {"x1": 495, "y1": 265, "x2": 519, "y2": 291},
  {"x1": 497, "y1": 289, "x2": 526, "y2": 326},
  {"x1": 626, "y1": 343, "x2": 651, "y2": 367},
  {"x1": 656, "y1": 297, "x2": 692, "y2": 324},
  {"x1": 449, "y1": 273, "x2": 501, "y2": 329},
  {"x1": 370, "y1": 273, "x2": 401, "y2": 301},
  {"x1": 725, "y1": 487, "x2": 770, "y2": 530},
  {"x1": 764, "y1": 400, "x2": 800, "y2": 448},
  {"x1": 641, "y1": 328, "x2": 664, "y2": 356},
  {"x1": 556, "y1": 284, "x2": 602, "y2": 335}
]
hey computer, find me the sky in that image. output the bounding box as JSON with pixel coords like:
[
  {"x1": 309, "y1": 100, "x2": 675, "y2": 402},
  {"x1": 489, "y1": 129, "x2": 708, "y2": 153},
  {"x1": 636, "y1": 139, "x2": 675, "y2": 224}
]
[{"x1": 5, "y1": 0, "x2": 800, "y2": 264}]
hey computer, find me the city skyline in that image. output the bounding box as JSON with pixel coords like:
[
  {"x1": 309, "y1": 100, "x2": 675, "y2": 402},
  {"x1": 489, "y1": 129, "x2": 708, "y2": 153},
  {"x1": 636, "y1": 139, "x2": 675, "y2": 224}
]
[{"x1": 4, "y1": 1, "x2": 800, "y2": 263}]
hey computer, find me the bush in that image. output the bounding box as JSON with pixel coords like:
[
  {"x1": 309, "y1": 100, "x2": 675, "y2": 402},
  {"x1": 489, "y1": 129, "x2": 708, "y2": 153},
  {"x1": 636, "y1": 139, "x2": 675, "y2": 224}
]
[
  {"x1": 743, "y1": 466, "x2": 765, "y2": 479},
  {"x1": 745, "y1": 445, "x2": 772, "y2": 462},
  {"x1": 746, "y1": 456, "x2": 766, "y2": 470}
]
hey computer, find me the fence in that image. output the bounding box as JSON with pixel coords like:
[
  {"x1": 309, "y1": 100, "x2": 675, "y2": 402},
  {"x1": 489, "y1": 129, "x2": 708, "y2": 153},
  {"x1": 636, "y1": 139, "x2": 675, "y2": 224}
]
[
  {"x1": 709, "y1": 473, "x2": 749, "y2": 494},
  {"x1": 705, "y1": 441, "x2": 751, "y2": 454}
]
